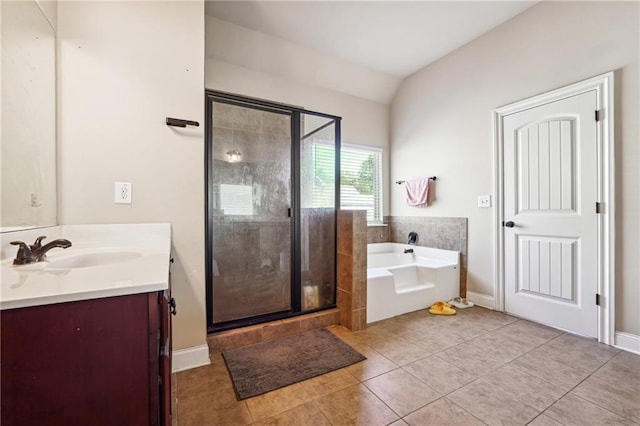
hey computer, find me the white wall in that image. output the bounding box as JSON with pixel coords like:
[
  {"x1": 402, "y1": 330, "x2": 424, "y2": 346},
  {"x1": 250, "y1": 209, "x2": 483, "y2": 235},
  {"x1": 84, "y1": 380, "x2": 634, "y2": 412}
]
[
  {"x1": 391, "y1": 1, "x2": 639, "y2": 334},
  {"x1": 57, "y1": 1, "x2": 206, "y2": 350},
  {"x1": 206, "y1": 16, "x2": 391, "y2": 215}
]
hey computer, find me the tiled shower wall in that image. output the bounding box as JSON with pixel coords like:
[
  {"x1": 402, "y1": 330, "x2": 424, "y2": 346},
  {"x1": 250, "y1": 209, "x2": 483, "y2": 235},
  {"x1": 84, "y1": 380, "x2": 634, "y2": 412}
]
[
  {"x1": 210, "y1": 101, "x2": 294, "y2": 323},
  {"x1": 207, "y1": 99, "x2": 343, "y2": 351},
  {"x1": 301, "y1": 208, "x2": 336, "y2": 310},
  {"x1": 212, "y1": 219, "x2": 291, "y2": 323},
  {"x1": 368, "y1": 216, "x2": 468, "y2": 296},
  {"x1": 210, "y1": 101, "x2": 337, "y2": 323}
]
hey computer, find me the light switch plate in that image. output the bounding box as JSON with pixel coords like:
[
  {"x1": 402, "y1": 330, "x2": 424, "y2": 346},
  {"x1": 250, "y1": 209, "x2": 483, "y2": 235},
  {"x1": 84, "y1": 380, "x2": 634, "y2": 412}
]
[
  {"x1": 478, "y1": 195, "x2": 491, "y2": 208},
  {"x1": 115, "y1": 182, "x2": 132, "y2": 204}
]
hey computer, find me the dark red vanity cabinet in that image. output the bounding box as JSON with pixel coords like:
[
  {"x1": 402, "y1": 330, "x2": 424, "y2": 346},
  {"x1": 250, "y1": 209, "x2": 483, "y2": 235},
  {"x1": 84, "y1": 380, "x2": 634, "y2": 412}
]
[{"x1": 1, "y1": 289, "x2": 172, "y2": 426}]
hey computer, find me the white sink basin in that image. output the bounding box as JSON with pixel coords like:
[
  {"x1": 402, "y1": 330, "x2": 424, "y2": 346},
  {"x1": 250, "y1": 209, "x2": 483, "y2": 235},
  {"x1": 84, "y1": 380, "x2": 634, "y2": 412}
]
[
  {"x1": 45, "y1": 251, "x2": 143, "y2": 269},
  {"x1": 0, "y1": 223, "x2": 171, "y2": 310}
]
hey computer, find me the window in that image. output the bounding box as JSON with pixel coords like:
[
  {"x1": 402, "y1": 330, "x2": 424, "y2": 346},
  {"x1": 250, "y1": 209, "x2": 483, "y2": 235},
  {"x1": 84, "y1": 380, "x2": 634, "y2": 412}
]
[
  {"x1": 310, "y1": 142, "x2": 383, "y2": 223},
  {"x1": 218, "y1": 184, "x2": 253, "y2": 215},
  {"x1": 341, "y1": 144, "x2": 383, "y2": 222}
]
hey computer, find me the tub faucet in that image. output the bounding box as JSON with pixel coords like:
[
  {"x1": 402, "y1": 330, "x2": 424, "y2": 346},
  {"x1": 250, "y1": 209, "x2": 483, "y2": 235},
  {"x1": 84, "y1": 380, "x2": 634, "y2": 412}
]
[
  {"x1": 10, "y1": 236, "x2": 72, "y2": 265},
  {"x1": 404, "y1": 248, "x2": 414, "y2": 254}
]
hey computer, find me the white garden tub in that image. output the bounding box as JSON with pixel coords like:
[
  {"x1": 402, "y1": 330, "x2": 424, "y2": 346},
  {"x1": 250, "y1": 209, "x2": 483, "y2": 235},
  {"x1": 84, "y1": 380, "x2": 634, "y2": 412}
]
[{"x1": 367, "y1": 243, "x2": 460, "y2": 323}]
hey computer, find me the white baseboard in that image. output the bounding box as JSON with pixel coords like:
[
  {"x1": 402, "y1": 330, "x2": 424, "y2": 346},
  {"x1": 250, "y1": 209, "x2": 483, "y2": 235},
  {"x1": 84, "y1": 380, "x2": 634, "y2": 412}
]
[
  {"x1": 466, "y1": 291, "x2": 495, "y2": 310},
  {"x1": 463, "y1": 291, "x2": 639, "y2": 354},
  {"x1": 172, "y1": 344, "x2": 211, "y2": 373},
  {"x1": 614, "y1": 332, "x2": 640, "y2": 355}
]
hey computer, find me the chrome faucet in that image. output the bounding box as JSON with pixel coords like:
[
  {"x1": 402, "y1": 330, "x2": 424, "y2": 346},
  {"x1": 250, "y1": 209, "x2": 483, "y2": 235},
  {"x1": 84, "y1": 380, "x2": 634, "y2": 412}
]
[{"x1": 10, "y1": 236, "x2": 72, "y2": 265}]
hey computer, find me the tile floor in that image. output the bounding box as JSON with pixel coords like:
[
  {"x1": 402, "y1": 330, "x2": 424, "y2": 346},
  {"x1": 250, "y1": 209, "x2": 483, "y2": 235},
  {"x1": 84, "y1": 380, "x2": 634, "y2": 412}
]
[{"x1": 172, "y1": 307, "x2": 640, "y2": 425}]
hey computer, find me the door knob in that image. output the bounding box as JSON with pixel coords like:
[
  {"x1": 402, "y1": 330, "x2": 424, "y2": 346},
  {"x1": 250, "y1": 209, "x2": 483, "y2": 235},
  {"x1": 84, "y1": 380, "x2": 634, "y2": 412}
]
[{"x1": 504, "y1": 221, "x2": 515, "y2": 228}]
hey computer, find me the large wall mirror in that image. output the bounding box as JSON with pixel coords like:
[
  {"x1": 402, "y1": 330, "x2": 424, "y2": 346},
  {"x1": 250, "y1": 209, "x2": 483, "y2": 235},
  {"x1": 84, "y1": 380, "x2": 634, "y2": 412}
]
[{"x1": 1, "y1": 0, "x2": 57, "y2": 232}]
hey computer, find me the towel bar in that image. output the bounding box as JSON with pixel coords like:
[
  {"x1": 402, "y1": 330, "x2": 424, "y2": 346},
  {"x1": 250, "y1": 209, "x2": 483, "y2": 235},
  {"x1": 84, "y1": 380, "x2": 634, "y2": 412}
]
[
  {"x1": 166, "y1": 117, "x2": 200, "y2": 128},
  {"x1": 395, "y1": 176, "x2": 436, "y2": 185}
]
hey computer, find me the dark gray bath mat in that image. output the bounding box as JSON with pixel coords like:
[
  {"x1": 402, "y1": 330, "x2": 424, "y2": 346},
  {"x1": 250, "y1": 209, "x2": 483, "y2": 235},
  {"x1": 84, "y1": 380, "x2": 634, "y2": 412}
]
[{"x1": 222, "y1": 328, "x2": 366, "y2": 400}]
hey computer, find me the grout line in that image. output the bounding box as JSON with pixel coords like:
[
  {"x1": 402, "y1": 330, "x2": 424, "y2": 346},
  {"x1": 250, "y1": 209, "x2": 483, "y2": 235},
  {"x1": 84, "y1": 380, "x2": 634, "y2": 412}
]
[
  {"x1": 309, "y1": 399, "x2": 334, "y2": 425},
  {"x1": 244, "y1": 400, "x2": 255, "y2": 424},
  {"x1": 560, "y1": 392, "x2": 634, "y2": 423},
  {"x1": 550, "y1": 353, "x2": 635, "y2": 422},
  {"x1": 400, "y1": 395, "x2": 445, "y2": 422},
  {"x1": 525, "y1": 412, "x2": 553, "y2": 425},
  {"x1": 197, "y1": 308, "x2": 633, "y2": 426},
  {"x1": 502, "y1": 333, "x2": 626, "y2": 423},
  {"x1": 360, "y1": 380, "x2": 403, "y2": 421}
]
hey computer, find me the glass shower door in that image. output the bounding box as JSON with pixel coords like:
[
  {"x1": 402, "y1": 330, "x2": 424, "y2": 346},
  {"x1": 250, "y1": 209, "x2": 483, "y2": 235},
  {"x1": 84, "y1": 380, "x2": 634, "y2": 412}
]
[
  {"x1": 209, "y1": 100, "x2": 292, "y2": 325},
  {"x1": 300, "y1": 113, "x2": 338, "y2": 311}
]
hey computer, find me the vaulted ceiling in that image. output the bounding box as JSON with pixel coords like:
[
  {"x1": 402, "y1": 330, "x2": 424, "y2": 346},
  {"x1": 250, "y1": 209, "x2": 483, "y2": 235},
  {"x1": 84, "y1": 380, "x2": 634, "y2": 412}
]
[{"x1": 206, "y1": 1, "x2": 537, "y2": 78}]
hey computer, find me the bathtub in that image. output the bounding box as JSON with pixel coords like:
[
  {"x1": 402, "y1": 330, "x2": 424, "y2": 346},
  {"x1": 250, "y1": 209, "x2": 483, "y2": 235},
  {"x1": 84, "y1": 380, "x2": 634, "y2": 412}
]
[{"x1": 367, "y1": 243, "x2": 460, "y2": 323}]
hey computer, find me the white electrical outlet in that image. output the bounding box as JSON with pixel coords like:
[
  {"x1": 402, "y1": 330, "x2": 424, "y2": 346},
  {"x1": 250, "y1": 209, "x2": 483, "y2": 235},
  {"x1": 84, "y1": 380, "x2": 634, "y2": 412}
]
[
  {"x1": 478, "y1": 195, "x2": 491, "y2": 208},
  {"x1": 115, "y1": 182, "x2": 132, "y2": 204}
]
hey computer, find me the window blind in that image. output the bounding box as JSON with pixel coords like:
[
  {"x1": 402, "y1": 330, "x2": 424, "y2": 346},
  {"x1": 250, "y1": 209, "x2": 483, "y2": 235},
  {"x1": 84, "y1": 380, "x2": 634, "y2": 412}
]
[{"x1": 311, "y1": 142, "x2": 382, "y2": 222}]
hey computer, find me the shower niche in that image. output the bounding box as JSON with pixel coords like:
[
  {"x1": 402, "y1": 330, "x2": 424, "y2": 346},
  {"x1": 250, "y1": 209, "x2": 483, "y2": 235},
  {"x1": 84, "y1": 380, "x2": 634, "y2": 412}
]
[{"x1": 205, "y1": 91, "x2": 341, "y2": 332}]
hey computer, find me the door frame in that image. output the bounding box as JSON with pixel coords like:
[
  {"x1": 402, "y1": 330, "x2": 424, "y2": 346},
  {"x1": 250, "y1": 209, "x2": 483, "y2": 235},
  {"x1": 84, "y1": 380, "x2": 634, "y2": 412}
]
[{"x1": 493, "y1": 72, "x2": 615, "y2": 344}]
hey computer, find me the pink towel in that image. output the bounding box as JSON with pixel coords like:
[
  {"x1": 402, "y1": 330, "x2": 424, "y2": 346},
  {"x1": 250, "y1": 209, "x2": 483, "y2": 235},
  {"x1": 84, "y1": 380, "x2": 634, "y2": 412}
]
[{"x1": 405, "y1": 177, "x2": 431, "y2": 207}]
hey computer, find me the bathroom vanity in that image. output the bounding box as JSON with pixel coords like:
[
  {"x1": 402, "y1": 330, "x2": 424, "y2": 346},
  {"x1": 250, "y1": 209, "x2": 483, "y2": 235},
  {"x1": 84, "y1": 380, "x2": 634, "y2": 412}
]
[{"x1": 0, "y1": 224, "x2": 172, "y2": 425}]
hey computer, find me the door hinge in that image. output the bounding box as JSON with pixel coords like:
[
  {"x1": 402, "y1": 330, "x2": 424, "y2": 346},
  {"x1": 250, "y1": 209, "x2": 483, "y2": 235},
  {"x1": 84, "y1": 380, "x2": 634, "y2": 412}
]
[
  {"x1": 595, "y1": 110, "x2": 600, "y2": 121},
  {"x1": 596, "y1": 293, "x2": 601, "y2": 306},
  {"x1": 287, "y1": 207, "x2": 292, "y2": 218},
  {"x1": 596, "y1": 202, "x2": 601, "y2": 214}
]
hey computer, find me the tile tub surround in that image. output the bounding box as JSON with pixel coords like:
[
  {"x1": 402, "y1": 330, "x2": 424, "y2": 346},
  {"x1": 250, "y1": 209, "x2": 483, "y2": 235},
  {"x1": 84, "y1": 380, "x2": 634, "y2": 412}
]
[
  {"x1": 369, "y1": 216, "x2": 468, "y2": 296},
  {"x1": 175, "y1": 307, "x2": 639, "y2": 425},
  {"x1": 0, "y1": 223, "x2": 171, "y2": 309},
  {"x1": 367, "y1": 224, "x2": 389, "y2": 244},
  {"x1": 337, "y1": 210, "x2": 367, "y2": 331}
]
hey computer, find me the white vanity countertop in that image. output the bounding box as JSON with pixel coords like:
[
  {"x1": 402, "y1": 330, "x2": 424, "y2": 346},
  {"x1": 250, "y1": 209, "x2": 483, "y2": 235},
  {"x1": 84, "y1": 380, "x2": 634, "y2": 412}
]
[{"x1": 0, "y1": 223, "x2": 171, "y2": 310}]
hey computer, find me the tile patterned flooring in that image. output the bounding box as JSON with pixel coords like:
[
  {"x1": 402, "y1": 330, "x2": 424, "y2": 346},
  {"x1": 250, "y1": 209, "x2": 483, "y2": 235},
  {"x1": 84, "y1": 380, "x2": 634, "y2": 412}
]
[{"x1": 172, "y1": 307, "x2": 640, "y2": 425}]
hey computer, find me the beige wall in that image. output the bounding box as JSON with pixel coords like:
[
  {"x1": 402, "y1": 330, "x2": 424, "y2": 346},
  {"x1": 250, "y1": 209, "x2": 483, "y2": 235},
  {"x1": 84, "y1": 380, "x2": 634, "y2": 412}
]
[
  {"x1": 57, "y1": 1, "x2": 206, "y2": 350},
  {"x1": 35, "y1": 0, "x2": 56, "y2": 30},
  {"x1": 206, "y1": 16, "x2": 400, "y2": 105},
  {"x1": 205, "y1": 17, "x2": 395, "y2": 214},
  {"x1": 390, "y1": 1, "x2": 639, "y2": 334},
  {"x1": 54, "y1": 1, "x2": 638, "y2": 354}
]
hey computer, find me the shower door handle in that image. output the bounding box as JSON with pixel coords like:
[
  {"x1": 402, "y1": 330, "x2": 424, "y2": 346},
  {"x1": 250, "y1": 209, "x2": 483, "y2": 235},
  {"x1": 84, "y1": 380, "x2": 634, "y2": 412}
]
[{"x1": 287, "y1": 208, "x2": 291, "y2": 218}]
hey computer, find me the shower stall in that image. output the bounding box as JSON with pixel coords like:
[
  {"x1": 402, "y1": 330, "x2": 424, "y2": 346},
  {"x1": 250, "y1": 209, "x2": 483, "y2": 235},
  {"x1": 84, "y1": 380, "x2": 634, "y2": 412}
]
[{"x1": 205, "y1": 91, "x2": 341, "y2": 332}]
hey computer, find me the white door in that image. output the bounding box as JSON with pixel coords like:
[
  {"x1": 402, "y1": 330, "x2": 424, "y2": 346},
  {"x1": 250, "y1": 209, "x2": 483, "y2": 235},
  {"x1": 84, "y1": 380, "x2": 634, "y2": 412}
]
[{"x1": 503, "y1": 90, "x2": 598, "y2": 338}]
